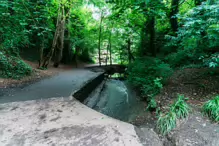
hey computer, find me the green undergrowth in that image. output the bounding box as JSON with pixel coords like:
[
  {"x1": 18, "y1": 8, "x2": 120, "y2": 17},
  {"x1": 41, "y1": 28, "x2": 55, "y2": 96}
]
[
  {"x1": 203, "y1": 96, "x2": 219, "y2": 122},
  {"x1": 146, "y1": 98, "x2": 157, "y2": 111},
  {"x1": 127, "y1": 57, "x2": 173, "y2": 101},
  {"x1": 0, "y1": 51, "x2": 32, "y2": 79},
  {"x1": 157, "y1": 94, "x2": 190, "y2": 135},
  {"x1": 180, "y1": 64, "x2": 204, "y2": 70}
]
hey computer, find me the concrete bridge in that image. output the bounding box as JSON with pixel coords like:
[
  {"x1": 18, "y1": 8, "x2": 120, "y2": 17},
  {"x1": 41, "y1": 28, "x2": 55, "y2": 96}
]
[{"x1": 84, "y1": 64, "x2": 127, "y2": 74}]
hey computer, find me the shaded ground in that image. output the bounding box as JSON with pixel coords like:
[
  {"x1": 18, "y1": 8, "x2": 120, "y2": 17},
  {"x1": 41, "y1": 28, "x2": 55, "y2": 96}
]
[
  {"x1": 150, "y1": 68, "x2": 219, "y2": 146},
  {"x1": 156, "y1": 68, "x2": 219, "y2": 110},
  {"x1": 131, "y1": 68, "x2": 219, "y2": 146}
]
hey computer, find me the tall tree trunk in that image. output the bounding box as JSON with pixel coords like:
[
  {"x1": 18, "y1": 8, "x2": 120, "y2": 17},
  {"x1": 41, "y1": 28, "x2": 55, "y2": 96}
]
[
  {"x1": 8, "y1": 0, "x2": 14, "y2": 15},
  {"x1": 98, "y1": 11, "x2": 103, "y2": 66},
  {"x1": 127, "y1": 38, "x2": 135, "y2": 64},
  {"x1": 62, "y1": 17, "x2": 72, "y2": 64},
  {"x1": 108, "y1": 24, "x2": 113, "y2": 65},
  {"x1": 106, "y1": 44, "x2": 109, "y2": 66},
  {"x1": 74, "y1": 45, "x2": 80, "y2": 68},
  {"x1": 148, "y1": 16, "x2": 156, "y2": 56},
  {"x1": 170, "y1": 0, "x2": 179, "y2": 33},
  {"x1": 53, "y1": 20, "x2": 65, "y2": 67},
  {"x1": 53, "y1": 7, "x2": 65, "y2": 68},
  {"x1": 39, "y1": 4, "x2": 67, "y2": 68},
  {"x1": 38, "y1": 36, "x2": 44, "y2": 68},
  {"x1": 40, "y1": 6, "x2": 61, "y2": 68},
  {"x1": 140, "y1": 25, "x2": 147, "y2": 56}
]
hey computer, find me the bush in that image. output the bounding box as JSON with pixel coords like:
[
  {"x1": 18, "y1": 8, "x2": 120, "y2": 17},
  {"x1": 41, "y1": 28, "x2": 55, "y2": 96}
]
[
  {"x1": 0, "y1": 51, "x2": 32, "y2": 79},
  {"x1": 165, "y1": 2, "x2": 219, "y2": 68},
  {"x1": 127, "y1": 57, "x2": 173, "y2": 100},
  {"x1": 165, "y1": 49, "x2": 203, "y2": 68},
  {"x1": 203, "y1": 96, "x2": 219, "y2": 122},
  {"x1": 200, "y1": 53, "x2": 219, "y2": 68},
  {"x1": 157, "y1": 94, "x2": 190, "y2": 135},
  {"x1": 147, "y1": 97, "x2": 157, "y2": 111}
]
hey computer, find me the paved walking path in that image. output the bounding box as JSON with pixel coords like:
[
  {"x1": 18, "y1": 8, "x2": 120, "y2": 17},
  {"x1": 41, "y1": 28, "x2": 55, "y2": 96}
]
[{"x1": 0, "y1": 69, "x2": 99, "y2": 103}]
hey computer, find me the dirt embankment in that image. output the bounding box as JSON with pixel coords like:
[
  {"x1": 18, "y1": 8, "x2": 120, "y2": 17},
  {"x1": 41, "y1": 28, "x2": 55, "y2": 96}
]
[
  {"x1": 157, "y1": 68, "x2": 219, "y2": 109},
  {"x1": 133, "y1": 68, "x2": 219, "y2": 146},
  {"x1": 153, "y1": 68, "x2": 219, "y2": 146}
]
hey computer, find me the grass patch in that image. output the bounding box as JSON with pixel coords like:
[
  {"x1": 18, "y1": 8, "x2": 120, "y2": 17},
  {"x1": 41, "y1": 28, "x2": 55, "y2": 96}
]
[
  {"x1": 203, "y1": 96, "x2": 219, "y2": 122},
  {"x1": 170, "y1": 94, "x2": 189, "y2": 119},
  {"x1": 157, "y1": 111, "x2": 177, "y2": 135},
  {"x1": 157, "y1": 94, "x2": 190, "y2": 135}
]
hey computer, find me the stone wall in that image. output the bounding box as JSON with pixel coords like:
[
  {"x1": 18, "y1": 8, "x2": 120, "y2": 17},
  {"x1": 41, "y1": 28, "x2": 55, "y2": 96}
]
[{"x1": 72, "y1": 72, "x2": 105, "y2": 102}]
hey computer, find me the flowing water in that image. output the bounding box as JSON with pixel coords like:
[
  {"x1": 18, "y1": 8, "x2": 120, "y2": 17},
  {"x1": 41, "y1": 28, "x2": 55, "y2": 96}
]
[{"x1": 84, "y1": 79, "x2": 147, "y2": 123}]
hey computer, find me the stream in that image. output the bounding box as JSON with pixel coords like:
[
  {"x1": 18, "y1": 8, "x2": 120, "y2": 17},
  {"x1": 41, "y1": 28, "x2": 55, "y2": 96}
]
[{"x1": 84, "y1": 79, "x2": 148, "y2": 123}]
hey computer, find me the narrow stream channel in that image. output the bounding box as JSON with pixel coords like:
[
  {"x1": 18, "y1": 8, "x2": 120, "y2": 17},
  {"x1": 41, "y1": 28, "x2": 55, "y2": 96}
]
[{"x1": 84, "y1": 79, "x2": 150, "y2": 123}]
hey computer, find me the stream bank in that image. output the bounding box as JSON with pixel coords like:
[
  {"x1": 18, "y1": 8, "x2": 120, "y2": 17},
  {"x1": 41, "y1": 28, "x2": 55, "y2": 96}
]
[{"x1": 82, "y1": 78, "x2": 157, "y2": 128}]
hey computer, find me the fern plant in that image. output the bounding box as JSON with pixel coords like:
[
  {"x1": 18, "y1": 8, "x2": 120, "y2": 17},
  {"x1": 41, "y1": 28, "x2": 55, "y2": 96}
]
[{"x1": 203, "y1": 96, "x2": 219, "y2": 122}]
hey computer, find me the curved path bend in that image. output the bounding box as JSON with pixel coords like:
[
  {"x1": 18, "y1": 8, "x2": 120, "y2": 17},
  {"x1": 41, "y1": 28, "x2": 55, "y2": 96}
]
[
  {"x1": 0, "y1": 69, "x2": 99, "y2": 103},
  {"x1": 0, "y1": 69, "x2": 161, "y2": 146}
]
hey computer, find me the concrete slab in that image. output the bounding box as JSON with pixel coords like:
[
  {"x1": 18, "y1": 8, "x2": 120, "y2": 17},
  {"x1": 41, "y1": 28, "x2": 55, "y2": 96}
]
[{"x1": 0, "y1": 97, "x2": 142, "y2": 146}]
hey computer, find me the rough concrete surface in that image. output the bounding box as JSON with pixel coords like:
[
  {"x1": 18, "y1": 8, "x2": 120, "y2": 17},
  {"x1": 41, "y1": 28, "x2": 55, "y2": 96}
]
[
  {"x1": 135, "y1": 127, "x2": 163, "y2": 146},
  {"x1": 0, "y1": 97, "x2": 143, "y2": 146},
  {"x1": 166, "y1": 112, "x2": 219, "y2": 146}
]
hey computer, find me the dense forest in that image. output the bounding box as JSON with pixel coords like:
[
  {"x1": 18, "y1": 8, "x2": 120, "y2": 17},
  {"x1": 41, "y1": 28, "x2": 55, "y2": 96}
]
[{"x1": 0, "y1": 0, "x2": 219, "y2": 135}]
